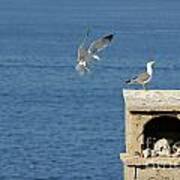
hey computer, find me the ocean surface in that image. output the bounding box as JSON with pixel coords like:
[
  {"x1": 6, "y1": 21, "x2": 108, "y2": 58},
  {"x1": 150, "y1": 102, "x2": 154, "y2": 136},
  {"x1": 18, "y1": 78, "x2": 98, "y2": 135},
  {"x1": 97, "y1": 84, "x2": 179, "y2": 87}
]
[{"x1": 0, "y1": 0, "x2": 180, "y2": 179}]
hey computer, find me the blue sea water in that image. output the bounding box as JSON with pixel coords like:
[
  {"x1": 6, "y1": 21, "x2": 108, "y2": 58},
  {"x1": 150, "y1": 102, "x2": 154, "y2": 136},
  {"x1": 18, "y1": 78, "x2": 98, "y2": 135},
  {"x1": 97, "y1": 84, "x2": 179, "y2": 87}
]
[{"x1": 0, "y1": 0, "x2": 180, "y2": 179}]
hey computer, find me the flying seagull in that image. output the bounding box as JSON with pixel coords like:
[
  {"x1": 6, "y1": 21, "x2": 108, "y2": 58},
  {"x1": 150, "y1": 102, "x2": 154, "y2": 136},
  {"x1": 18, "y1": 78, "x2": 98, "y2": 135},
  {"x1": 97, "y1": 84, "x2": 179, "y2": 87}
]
[
  {"x1": 76, "y1": 34, "x2": 114, "y2": 74},
  {"x1": 76, "y1": 47, "x2": 91, "y2": 73},
  {"x1": 125, "y1": 60, "x2": 155, "y2": 90}
]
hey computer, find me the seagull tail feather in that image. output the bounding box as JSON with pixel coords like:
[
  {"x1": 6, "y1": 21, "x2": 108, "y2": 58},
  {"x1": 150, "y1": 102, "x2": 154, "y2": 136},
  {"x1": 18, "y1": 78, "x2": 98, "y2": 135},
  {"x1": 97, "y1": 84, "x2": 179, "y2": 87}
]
[
  {"x1": 125, "y1": 78, "x2": 136, "y2": 84},
  {"x1": 125, "y1": 79, "x2": 132, "y2": 84}
]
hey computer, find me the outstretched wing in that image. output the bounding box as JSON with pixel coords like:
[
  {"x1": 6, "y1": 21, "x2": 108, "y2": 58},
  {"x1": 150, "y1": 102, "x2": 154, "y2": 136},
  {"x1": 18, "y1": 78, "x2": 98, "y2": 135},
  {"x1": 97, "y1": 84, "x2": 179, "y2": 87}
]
[
  {"x1": 88, "y1": 34, "x2": 114, "y2": 54},
  {"x1": 77, "y1": 47, "x2": 89, "y2": 62}
]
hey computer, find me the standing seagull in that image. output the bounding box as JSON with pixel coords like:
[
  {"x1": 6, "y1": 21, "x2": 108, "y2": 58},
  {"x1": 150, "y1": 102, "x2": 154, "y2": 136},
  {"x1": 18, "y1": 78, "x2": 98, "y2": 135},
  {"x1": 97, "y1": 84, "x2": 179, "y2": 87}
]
[
  {"x1": 125, "y1": 60, "x2": 155, "y2": 90},
  {"x1": 76, "y1": 34, "x2": 114, "y2": 74}
]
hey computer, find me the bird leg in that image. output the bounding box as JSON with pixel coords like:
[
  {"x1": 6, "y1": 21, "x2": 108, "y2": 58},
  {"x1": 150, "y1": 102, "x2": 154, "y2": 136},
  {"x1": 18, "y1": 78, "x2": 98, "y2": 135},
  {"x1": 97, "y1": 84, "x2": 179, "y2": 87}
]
[
  {"x1": 143, "y1": 84, "x2": 148, "y2": 90},
  {"x1": 84, "y1": 66, "x2": 90, "y2": 72}
]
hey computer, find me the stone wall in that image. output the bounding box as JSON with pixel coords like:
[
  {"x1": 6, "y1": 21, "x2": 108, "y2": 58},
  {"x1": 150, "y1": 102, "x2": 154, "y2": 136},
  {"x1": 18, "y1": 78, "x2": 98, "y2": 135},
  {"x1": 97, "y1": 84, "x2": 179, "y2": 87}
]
[{"x1": 120, "y1": 90, "x2": 180, "y2": 180}]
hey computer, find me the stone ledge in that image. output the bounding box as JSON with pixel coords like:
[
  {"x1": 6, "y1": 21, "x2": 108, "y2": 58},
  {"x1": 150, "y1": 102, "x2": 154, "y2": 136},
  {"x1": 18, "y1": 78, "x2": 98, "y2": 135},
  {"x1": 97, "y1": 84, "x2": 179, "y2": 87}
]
[
  {"x1": 120, "y1": 153, "x2": 180, "y2": 167},
  {"x1": 123, "y1": 89, "x2": 180, "y2": 112}
]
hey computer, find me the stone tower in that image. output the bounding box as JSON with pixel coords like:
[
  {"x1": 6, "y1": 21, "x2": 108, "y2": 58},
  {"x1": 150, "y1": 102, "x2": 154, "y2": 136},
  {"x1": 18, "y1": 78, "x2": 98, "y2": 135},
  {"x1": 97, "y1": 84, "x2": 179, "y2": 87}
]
[{"x1": 120, "y1": 90, "x2": 180, "y2": 180}]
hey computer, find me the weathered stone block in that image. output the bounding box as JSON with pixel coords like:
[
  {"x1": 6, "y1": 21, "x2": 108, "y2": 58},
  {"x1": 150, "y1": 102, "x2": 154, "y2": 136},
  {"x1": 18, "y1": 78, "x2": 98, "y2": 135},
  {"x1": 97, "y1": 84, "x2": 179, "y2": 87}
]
[{"x1": 120, "y1": 90, "x2": 180, "y2": 180}]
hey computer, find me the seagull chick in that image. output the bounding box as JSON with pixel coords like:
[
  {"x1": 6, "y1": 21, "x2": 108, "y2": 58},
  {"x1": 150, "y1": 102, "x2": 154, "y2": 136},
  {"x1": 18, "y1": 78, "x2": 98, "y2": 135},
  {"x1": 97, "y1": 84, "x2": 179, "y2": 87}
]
[
  {"x1": 76, "y1": 34, "x2": 114, "y2": 74},
  {"x1": 125, "y1": 60, "x2": 155, "y2": 90}
]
